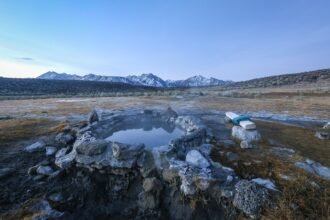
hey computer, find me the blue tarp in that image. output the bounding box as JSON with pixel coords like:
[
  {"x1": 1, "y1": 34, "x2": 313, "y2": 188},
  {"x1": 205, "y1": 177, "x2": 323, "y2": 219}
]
[{"x1": 231, "y1": 115, "x2": 250, "y2": 125}]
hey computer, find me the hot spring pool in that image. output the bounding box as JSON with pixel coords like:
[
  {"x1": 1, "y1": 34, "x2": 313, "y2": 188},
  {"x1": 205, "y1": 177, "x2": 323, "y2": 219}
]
[{"x1": 105, "y1": 126, "x2": 184, "y2": 148}]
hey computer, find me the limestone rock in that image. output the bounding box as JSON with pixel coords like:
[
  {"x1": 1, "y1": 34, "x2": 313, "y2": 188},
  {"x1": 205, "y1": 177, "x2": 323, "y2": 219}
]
[
  {"x1": 233, "y1": 180, "x2": 269, "y2": 218},
  {"x1": 36, "y1": 165, "x2": 55, "y2": 176},
  {"x1": 162, "y1": 168, "x2": 178, "y2": 183},
  {"x1": 24, "y1": 141, "x2": 46, "y2": 153},
  {"x1": 186, "y1": 150, "x2": 210, "y2": 168},
  {"x1": 76, "y1": 140, "x2": 107, "y2": 156},
  {"x1": 55, "y1": 132, "x2": 75, "y2": 146},
  {"x1": 240, "y1": 140, "x2": 253, "y2": 149},
  {"x1": 143, "y1": 177, "x2": 162, "y2": 193},
  {"x1": 315, "y1": 131, "x2": 329, "y2": 140},
  {"x1": 232, "y1": 126, "x2": 261, "y2": 143},
  {"x1": 199, "y1": 144, "x2": 213, "y2": 156},
  {"x1": 138, "y1": 192, "x2": 159, "y2": 209},
  {"x1": 55, "y1": 148, "x2": 69, "y2": 159},
  {"x1": 28, "y1": 165, "x2": 38, "y2": 176},
  {"x1": 323, "y1": 122, "x2": 330, "y2": 129},
  {"x1": 55, "y1": 150, "x2": 76, "y2": 169},
  {"x1": 88, "y1": 109, "x2": 99, "y2": 124},
  {"x1": 28, "y1": 200, "x2": 64, "y2": 219},
  {"x1": 271, "y1": 147, "x2": 295, "y2": 157},
  {"x1": 45, "y1": 146, "x2": 57, "y2": 156},
  {"x1": 252, "y1": 178, "x2": 277, "y2": 191},
  {"x1": 111, "y1": 142, "x2": 144, "y2": 160},
  {"x1": 295, "y1": 159, "x2": 330, "y2": 180}
]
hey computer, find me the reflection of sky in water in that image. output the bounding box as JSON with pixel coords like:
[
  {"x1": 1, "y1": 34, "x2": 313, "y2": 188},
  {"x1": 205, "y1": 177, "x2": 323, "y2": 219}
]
[{"x1": 106, "y1": 127, "x2": 183, "y2": 148}]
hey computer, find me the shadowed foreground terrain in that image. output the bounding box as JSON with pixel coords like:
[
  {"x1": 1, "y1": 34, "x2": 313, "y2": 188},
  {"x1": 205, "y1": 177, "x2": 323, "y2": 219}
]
[{"x1": 0, "y1": 87, "x2": 329, "y2": 219}]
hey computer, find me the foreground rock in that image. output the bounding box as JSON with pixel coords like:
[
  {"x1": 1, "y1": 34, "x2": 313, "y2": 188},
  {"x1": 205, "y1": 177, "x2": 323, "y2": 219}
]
[
  {"x1": 45, "y1": 146, "x2": 57, "y2": 156},
  {"x1": 24, "y1": 141, "x2": 46, "y2": 153},
  {"x1": 231, "y1": 126, "x2": 261, "y2": 148},
  {"x1": 185, "y1": 150, "x2": 210, "y2": 168},
  {"x1": 55, "y1": 132, "x2": 75, "y2": 147},
  {"x1": 323, "y1": 122, "x2": 330, "y2": 129},
  {"x1": 233, "y1": 180, "x2": 270, "y2": 218},
  {"x1": 295, "y1": 159, "x2": 330, "y2": 180},
  {"x1": 88, "y1": 109, "x2": 99, "y2": 124},
  {"x1": 315, "y1": 131, "x2": 329, "y2": 140},
  {"x1": 36, "y1": 165, "x2": 55, "y2": 176}
]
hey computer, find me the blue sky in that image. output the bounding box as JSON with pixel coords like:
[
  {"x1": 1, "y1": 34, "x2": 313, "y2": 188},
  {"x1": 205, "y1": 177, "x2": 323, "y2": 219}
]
[{"x1": 0, "y1": 0, "x2": 329, "y2": 80}]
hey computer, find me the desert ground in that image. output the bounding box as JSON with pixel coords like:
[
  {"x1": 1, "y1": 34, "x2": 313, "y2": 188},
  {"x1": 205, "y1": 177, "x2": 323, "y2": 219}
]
[{"x1": 0, "y1": 86, "x2": 329, "y2": 219}]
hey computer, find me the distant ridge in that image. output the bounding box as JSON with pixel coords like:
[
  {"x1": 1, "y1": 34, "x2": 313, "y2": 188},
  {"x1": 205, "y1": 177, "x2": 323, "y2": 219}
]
[{"x1": 37, "y1": 71, "x2": 232, "y2": 88}]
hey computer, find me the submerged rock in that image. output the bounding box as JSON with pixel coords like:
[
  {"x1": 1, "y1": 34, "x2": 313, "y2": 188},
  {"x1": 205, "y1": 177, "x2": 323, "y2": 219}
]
[
  {"x1": 24, "y1": 141, "x2": 46, "y2": 153},
  {"x1": 162, "y1": 107, "x2": 178, "y2": 122},
  {"x1": 233, "y1": 180, "x2": 270, "y2": 218}
]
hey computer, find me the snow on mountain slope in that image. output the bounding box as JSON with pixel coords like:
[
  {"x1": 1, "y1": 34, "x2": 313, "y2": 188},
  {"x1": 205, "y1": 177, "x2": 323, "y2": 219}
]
[
  {"x1": 37, "y1": 71, "x2": 231, "y2": 87},
  {"x1": 127, "y1": 73, "x2": 167, "y2": 87}
]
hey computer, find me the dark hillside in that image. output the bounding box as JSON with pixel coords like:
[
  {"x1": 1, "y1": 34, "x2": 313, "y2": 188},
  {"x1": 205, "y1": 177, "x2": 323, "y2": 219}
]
[
  {"x1": 227, "y1": 69, "x2": 330, "y2": 89},
  {"x1": 0, "y1": 77, "x2": 157, "y2": 98}
]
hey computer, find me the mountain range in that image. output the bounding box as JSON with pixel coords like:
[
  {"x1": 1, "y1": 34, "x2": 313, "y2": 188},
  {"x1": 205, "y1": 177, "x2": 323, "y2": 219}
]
[{"x1": 37, "y1": 71, "x2": 232, "y2": 88}]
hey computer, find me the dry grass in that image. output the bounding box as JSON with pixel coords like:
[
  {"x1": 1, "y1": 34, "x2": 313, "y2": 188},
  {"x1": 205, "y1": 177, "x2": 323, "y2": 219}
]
[
  {"x1": 198, "y1": 95, "x2": 330, "y2": 119},
  {"x1": 211, "y1": 139, "x2": 330, "y2": 220},
  {"x1": 256, "y1": 120, "x2": 330, "y2": 167},
  {"x1": 0, "y1": 118, "x2": 57, "y2": 145}
]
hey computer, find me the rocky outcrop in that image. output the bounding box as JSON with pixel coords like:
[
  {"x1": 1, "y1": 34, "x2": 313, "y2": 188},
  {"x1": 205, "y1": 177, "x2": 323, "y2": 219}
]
[
  {"x1": 228, "y1": 69, "x2": 330, "y2": 89},
  {"x1": 24, "y1": 108, "x2": 275, "y2": 219}
]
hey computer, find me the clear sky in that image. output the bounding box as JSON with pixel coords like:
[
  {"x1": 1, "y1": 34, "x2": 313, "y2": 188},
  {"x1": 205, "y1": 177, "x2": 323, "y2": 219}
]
[{"x1": 0, "y1": 0, "x2": 329, "y2": 81}]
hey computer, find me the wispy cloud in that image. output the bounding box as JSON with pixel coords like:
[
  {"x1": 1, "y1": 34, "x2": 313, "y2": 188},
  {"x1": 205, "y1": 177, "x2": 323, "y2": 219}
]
[{"x1": 16, "y1": 57, "x2": 34, "y2": 61}]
